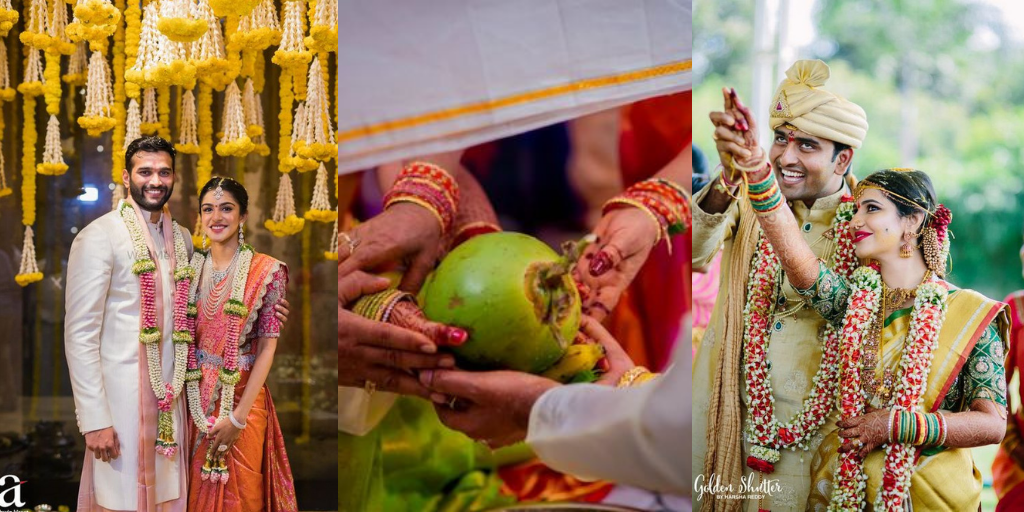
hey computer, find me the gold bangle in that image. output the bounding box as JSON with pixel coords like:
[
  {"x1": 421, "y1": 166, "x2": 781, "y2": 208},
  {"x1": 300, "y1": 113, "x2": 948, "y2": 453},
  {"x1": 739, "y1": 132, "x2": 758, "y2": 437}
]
[
  {"x1": 387, "y1": 196, "x2": 446, "y2": 233},
  {"x1": 617, "y1": 366, "x2": 653, "y2": 387},
  {"x1": 604, "y1": 197, "x2": 664, "y2": 244}
]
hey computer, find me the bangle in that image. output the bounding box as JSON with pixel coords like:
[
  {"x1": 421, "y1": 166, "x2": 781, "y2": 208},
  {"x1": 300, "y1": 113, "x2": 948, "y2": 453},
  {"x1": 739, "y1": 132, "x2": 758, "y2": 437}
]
[
  {"x1": 746, "y1": 165, "x2": 783, "y2": 216},
  {"x1": 229, "y1": 411, "x2": 246, "y2": 430},
  {"x1": 603, "y1": 197, "x2": 664, "y2": 244},
  {"x1": 936, "y1": 411, "x2": 947, "y2": 446},
  {"x1": 730, "y1": 151, "x2": 769, "y2": 173},
  {"x1": 617, "y1": 366, "x2": 653, "y2": 387},
  {"x1": 384, "y1": 162, "x2": 460, "y2": 234}
]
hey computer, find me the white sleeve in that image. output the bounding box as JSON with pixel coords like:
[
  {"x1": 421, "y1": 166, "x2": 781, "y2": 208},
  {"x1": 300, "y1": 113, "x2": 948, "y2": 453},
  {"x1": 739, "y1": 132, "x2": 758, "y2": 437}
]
[
  {"x1": 64, "y1": 222, "x2": 115, "y2": 434},
  {"x1": 526, "y1": 341, "x2": 691, "y2": 495}
]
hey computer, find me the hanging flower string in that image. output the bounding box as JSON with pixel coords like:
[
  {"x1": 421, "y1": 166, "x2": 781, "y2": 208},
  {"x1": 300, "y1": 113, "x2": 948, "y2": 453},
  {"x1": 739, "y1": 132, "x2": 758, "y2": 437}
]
[
  {"x1": 0, "y1": 0, "x2": 18, "y2": 37},
  {"x1": 293, "y1": 55, "x2": 335, "y2": 162},
  {"x1": 16, "y1": 50, "x2": 43, "y2": 286},
  {"x1": 141, "y1": 87, "x2": 160, "y2": 134},
  {"x1": 67, "y1": 0, "x2": 120, "y2": 49},
  {"x1": 185, "y1": 243, "x2": 254, "y2": 483},
  {"x1": 264, "y1": 172, "x2": 304, "y2": 236},
  {"x1": 63, "y1": 41, "x2": 88, "y2": 87},
  {"x1": 78, "y1": 50, "x2": 117, "y2": 136},
  {"x1": 215, "y1": 81, "x2": 255, "y2": 157},
  {"x1": 304, "y1": 162, "x2": 335, "y2": 222},
  {"x1": 305, "y1": 0, "x2": 335, "y2": 53},
  {"x1": 156, "y1": 0, "x2": 207, "y2": 43},
  {"x1": 119, "y1": 201, "x2": 193, "y2": 457},
  {"x1": 177, "y1": 88, "x2": 200, "y2": 154}
]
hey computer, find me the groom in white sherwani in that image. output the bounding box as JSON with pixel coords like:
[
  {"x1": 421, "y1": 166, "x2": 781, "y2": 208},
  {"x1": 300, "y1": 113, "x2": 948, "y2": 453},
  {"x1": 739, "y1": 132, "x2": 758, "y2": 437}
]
[{"x1": 66, "y1": 136, "x2": 190, "y2": 512}]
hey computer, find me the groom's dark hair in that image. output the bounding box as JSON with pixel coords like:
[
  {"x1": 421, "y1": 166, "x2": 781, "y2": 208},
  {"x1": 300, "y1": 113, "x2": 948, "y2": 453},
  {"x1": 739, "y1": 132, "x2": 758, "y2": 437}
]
[{"x1": 125, "y1": 136, "x2": 176, "y2": 174}]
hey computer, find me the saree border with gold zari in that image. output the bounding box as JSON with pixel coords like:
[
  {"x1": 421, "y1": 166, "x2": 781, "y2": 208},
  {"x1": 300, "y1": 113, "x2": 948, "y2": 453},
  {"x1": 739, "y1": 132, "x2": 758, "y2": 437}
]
[{"x1": 811, "y1": 287, "x2": 1008, "y2": 510}]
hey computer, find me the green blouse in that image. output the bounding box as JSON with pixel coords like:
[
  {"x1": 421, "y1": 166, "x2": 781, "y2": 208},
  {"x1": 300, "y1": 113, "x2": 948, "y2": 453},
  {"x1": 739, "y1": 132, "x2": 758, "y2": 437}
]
[{"x1": 794, "y1": 262, "x2": 1006, "y2": 411}]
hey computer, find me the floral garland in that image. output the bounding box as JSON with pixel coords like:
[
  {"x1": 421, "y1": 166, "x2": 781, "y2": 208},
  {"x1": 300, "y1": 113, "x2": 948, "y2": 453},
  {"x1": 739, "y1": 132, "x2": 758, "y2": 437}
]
[
  {"x1": 829, "y1": 268, "x2": 947, "y2": 511},
  {"x1": 119, "y1": 201, "x2": 194, "y2": 457},
  {"x1": 743, "y1": 196, "x2": 857, "y2": 474},
  {"x1": 185, "y1": 243, "x2": 254, "y2": 484}
]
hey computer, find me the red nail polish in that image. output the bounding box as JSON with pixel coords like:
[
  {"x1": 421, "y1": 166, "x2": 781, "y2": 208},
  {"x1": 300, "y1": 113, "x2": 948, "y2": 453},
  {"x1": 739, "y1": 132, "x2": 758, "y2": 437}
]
[
  {"x1": 590, "y1": 252, "x2": 612, "y2": 276},
  {"x1": 597, "y1": 357, "x2": 610, "y2": 372},
  {"x1": 447, "y1": 327, "x2": 468, "y2": 346}
]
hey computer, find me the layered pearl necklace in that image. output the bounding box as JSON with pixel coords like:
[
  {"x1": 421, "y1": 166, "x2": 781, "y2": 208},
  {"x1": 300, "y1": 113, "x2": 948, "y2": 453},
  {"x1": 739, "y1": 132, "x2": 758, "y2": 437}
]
[{"x1": 119, "y1": 201, "x2": 194, "y2": 458}]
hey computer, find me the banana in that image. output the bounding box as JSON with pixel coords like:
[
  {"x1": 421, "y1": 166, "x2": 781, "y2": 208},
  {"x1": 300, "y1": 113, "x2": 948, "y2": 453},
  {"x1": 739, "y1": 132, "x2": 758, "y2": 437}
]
[{"x1": 541, "y1": 343, "x2": 605, "y2": 383}]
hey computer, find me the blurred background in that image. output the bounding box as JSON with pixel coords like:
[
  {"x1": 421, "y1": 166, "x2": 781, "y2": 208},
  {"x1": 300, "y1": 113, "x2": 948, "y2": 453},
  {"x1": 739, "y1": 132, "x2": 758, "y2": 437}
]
[{"x1": 693, "y1": 0, "x2": 1024, "y2": 506}]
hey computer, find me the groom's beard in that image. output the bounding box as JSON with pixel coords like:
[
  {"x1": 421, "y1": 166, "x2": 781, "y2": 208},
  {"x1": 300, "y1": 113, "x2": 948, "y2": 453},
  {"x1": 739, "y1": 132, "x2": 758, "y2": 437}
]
[{"x1": 130, "y1": 182, "x2": 172, "y2": 212}]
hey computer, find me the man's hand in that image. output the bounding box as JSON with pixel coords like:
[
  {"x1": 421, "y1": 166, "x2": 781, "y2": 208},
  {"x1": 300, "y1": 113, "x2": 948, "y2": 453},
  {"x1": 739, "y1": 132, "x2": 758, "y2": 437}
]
[
  {"x1": 339, "y1": 270, "x2": 461, "y2": 399},
  {"x1": 84, "y1": 427, "x2": 120, "y2": 463},
  {"x1": 419, "y1": 368, "x2": 560, "y2": 448},
  {"x1": 573, "y1": 207, "x2": 659, "y2": 321},
  {"x1": 339, "y1": 202, "x2": 444, "y2": 293},
  {"x1": 579, "y1": 316, "x2": 635, "y2": 385},
  {"x1": 274, "y1": 298, "x2": 290, "y2": 324}
]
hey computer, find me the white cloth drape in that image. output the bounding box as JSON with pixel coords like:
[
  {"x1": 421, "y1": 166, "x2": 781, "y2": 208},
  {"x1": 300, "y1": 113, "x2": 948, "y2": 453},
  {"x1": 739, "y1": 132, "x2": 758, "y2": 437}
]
[{"x1": 338, "y1": 0, "x2": 693, "y2": 173}]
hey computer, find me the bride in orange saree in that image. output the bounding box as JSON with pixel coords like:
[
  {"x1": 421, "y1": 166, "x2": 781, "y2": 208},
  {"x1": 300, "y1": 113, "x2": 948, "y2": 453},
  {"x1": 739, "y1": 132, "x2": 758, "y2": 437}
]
[{"x1": 185, "y1": 177, "x2": 297, "y2": 511}]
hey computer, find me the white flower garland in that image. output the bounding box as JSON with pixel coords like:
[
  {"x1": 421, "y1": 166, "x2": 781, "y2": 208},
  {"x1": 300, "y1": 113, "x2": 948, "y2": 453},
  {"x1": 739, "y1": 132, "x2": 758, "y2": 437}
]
[
  {"x1": 185, "y1": 242, "x2": 253, "y2": 484},
  {"x1": 119, "y1": 201, "x2": 192, "y2": 457}
]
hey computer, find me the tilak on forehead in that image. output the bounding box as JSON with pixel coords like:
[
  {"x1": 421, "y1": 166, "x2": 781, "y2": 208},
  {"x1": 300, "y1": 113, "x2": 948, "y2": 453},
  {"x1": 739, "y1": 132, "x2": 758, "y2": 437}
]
[{"x1": 768, "y1": 59, "x2": 869, "y2": 149}]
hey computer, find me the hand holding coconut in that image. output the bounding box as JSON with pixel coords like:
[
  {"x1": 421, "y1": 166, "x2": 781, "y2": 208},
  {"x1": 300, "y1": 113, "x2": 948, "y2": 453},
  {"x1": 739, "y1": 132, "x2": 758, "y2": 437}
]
[
  {"x1": 339, "y1": 270, "x2": 467, "y2": 399},
  {"x1": 418, "y1": 317, "x2": 635, "y2": 448}
]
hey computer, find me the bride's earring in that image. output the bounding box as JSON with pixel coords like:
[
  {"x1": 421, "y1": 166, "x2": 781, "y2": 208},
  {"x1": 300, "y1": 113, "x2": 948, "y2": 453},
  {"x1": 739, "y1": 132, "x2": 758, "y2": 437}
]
[
  {"x1": 202, "y1": 233, "x2": 208, "y2": 251},
  {"x1": 238, "y1": 222, "x2": 244, "y2": 245}
]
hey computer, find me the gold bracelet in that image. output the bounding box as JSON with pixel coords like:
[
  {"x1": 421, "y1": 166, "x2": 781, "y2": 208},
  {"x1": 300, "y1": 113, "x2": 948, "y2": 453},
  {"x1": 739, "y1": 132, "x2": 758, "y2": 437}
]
[
  {"x1": 603, "y1": 197, "x2": 664, "y2": 244},
  {"x1": 617, "y1": 366, "x2": 653, "y2": 387}
]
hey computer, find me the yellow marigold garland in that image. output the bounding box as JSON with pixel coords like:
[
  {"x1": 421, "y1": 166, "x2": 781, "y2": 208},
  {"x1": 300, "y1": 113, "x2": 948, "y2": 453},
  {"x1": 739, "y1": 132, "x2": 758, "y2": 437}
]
[
  {"x1": 45, "y1": 0, "x2": 76, "y2": 55},
  {"x1": 0, "y1": 0, "x2": 18, "y2": 37},
  {"x1": 20, "y1": 0, "x2": 50, "y2": 50},
  {"x1": 16, "y1": 95, "x2": 42, "y2": 286},
  {"x1": 156, "y1": 0, "x2": 206, "y2": 43},
  {"x1": 305, "y1": 0, "x2": 336, "y2": 53},
  {"x1": 123, "y1": 0, "x2": 140, "y2": 99},
  {"x1": 196, "y1": 83, "x2": 213, "y2": 189},
  {"x1": 230, "y1": 0, "x2": 279, "y2": 52},
  {"x1": 67, "y1": 0, "x2": 121, "y2": 50},
  {"x1": 303, "y1": 162, "x2": 336, "y2": 222},
  {"x1": 209, "y1": 0, "x2": 258, "y2": 18},
  {"x1": 111, "y1": 0, "x2": 127, "y2": 183}
]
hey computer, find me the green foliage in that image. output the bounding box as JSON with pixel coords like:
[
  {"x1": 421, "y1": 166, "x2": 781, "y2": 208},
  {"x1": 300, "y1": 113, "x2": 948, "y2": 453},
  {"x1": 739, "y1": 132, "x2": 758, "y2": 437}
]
[{"x1": 694, "y1": 0, "x2": 1024, "y2": 299}]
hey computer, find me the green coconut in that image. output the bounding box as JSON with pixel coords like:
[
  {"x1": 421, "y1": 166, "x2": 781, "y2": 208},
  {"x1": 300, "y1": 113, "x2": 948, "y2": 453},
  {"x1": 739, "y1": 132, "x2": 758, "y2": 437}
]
[{"x1": 419, "y1": 232, "x2": 586, "y2": 374}]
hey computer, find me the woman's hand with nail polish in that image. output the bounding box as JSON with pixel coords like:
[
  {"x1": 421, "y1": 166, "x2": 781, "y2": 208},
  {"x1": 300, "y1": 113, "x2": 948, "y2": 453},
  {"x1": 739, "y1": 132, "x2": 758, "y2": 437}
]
[{"x1": 572, "y1": 206, "x2": 659, "y2": 321}]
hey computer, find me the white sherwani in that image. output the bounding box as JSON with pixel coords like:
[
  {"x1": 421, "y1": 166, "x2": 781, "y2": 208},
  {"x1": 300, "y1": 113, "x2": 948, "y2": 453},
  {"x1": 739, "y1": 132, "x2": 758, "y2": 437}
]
[
  {"x1": 527, "y1": 327, "x2": 691, "y2": 497},
  {"x1": 65, "y1": 207, "x2": 190, "y2": 510}
]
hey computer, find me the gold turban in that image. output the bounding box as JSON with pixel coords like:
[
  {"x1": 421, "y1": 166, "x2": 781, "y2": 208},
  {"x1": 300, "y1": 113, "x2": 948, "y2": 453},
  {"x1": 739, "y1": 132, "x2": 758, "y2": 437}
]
[{"x1": 768, "y1": 59, "x2": 868, "y2": 148}]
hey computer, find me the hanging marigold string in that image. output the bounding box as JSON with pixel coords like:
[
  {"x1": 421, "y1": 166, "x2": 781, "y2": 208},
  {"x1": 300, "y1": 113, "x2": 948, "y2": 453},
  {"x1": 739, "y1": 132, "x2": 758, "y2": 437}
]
[
  {"x1": 157, "y1": 84, "x2": 170, "y2": 139},
  {"x1": 111, "y1": 0, "x2": 127, "y2": 191},
  {"x1": 273, "y1": 0, "x2": 310, "y2": 99},
  {"x1": 303, "y1": 162, "x2": 335, "y2": 222},
  {"x1": 293, "y1": 55, "x2": 335, "y2": 162},
  {"x1": 288, "y1": 102, "x2": 317, "y2": 172},
  {"x1": 20, "y1": 0, "x2": 50, "y2": 50},
  {"x1": 126, "y1": 1, "x2": 195, "y2": 90},
  {"x1": 63, "y1": 41, "x2": 88, "y2": 87},
  {"x1": 231, "y1": 0, "x2": 279, "y2": 52},
  {"x1": 16, "y1": 54, "x2": 43, "y2": 286},
  {"x1": 196, "y1": 83, "x2": 214, "y2": 189},
  {"x1": 156, "y1": 0, "x2": 206, "y2": 43},
  {"x1": 215, "y1": 80, "x2": 254, "y2": 157},
  {"x1": 305, "y1": 0, "x2": 335, "y2": 53},
  {"x1": 177, "y1": 88, "x2": 199, "y2": 154},
  {"x1": 124, "y1": 97, "x2": 141, "y2": 149},
  {"x1": 67, "y1": 0, "x2": 120, "y2": 49},
  {"x1": 78, "y1": 50, "x2": 116, "y2": 136},
  {"x1": 140, "y1": 87, "x2": 159, "y2": 134},
  {"x1": 191, "y1": 0, "x2": 231, "y2": 90},
  {"x1": 123, "y1": 0, "x2": 140, "y2": 99},
  {"x1": 0, "y1": 0, "x2": 18, "y2": 37},
  {"x1": 0, "y1": 41, "x2": 15, "y2": 101},
  {"x1": 264, "y1": 171, "x2": 304, "y2": 236}
]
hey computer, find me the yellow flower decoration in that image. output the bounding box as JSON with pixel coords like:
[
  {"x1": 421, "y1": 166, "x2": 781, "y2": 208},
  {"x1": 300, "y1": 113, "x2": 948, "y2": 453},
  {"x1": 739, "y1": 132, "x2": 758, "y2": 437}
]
[
  {"x1": 156, "y1": 17, "x2": 207, "y2": 43},
  {"x1": 0, "y1": 9, "x2": 19, "y2": 37},
  {"x1": 209, "y1": 0, "x2": 258, "y2": 18},
  {"x1": 264, "y1": 215, "x2": 305, "y2": 237}
]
